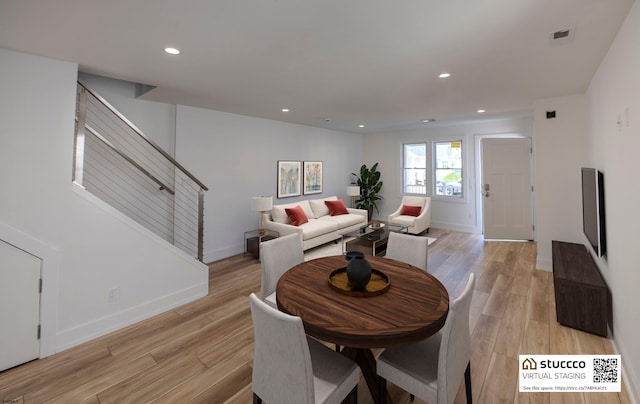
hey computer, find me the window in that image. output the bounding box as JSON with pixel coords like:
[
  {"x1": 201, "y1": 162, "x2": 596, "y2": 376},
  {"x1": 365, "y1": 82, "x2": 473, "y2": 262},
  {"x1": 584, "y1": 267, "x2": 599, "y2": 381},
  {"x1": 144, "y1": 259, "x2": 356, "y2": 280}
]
[
  {"x1": 434, "y1": 141, "x2": 463, "y2": 197},
  {"x1": 402, "y1": 143, "x2": 427, "y2": 194}
]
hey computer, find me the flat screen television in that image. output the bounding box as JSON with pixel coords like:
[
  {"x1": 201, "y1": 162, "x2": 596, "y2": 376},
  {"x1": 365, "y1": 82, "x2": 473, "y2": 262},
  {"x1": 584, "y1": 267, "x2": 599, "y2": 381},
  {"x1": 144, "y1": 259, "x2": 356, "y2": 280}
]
[{"x1": 581, "y1": 167, "x2": 606, "y2": 257}]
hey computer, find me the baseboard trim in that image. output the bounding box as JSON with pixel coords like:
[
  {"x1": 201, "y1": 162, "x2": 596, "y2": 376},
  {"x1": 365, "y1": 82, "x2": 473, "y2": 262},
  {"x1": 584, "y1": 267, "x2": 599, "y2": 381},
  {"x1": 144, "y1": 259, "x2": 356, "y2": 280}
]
[
  {"x1": 204, "y1": 242, "x2": 243, "y2": 264},
  {"x1": 55, "y1": 282, "x2": 208, "y2": 353},
  {"x1": 610, "y1": 337, "x2": 639, "y2": 404},
  {"x1": 429, "y1": 221, "x2": 479, "y2": 234},
  {"x1": 536, "y1": 256, "x2": 553, "y2": 271}
]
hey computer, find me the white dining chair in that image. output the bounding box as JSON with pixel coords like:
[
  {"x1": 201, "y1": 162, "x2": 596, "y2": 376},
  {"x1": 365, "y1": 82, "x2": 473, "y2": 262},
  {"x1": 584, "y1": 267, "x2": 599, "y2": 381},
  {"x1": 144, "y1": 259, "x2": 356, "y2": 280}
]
[
  {"x1": 377, "y1": 273, "x2": 476, "y2": 404},
  {"x1": 259, "y1": 233, "x2": 304, "y2": 308},
  {"x1": 249, "y1": 293, "x2": 360, "y2": 404},
  {"x1": 384, "y1": 231, "x2": 428, "y2": 271}
]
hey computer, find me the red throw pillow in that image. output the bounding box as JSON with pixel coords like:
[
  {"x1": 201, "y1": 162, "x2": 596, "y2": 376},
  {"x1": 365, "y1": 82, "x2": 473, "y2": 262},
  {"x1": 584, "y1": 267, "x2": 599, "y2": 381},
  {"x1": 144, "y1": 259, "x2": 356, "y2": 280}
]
[
  {"x1": 325, "y1": 199, "x2": 349, "y2": 216},
  {"x1": 401, "y1": 204, "x2": 422, "y2": 217},
  {"x1": 285, "y1": 205, "x2": 309, "y2": 226}
]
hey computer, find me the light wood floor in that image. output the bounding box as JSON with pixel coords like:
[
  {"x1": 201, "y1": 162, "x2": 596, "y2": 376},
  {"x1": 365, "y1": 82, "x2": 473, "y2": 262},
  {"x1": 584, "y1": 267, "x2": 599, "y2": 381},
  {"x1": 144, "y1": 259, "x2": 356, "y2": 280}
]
[{"x1": 0, "y1": 228, "x2": 632, "y2": 403}]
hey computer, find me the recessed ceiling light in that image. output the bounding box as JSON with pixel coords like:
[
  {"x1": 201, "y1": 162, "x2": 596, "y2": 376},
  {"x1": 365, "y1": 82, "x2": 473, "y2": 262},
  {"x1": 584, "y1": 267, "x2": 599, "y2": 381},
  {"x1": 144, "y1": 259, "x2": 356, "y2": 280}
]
[
  {"x1": 477, "y1": 109, "x2": 486, "y2": 113},
  {"x1": 438, "y1": 73, "x2": 451, "y2": 78},
  {"x1": 164, "y1": 47, "x2": 180, "y2": 55},
  {"x1": 281, "y1": 108, "x2": 290, "y2": 112},
  {"x1": 358, "y1": 124, "x2": 365, "y2": 128},
  {"x1": 421, "y1": 119, "x2": 435, "y2": 123}
]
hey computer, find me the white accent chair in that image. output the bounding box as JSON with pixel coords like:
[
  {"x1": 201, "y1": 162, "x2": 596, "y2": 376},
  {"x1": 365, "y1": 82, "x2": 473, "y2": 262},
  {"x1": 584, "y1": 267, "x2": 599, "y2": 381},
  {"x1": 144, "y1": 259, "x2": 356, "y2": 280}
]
[
  {"x1": 249, "y1": 293, "x2": 360, "y2": 404},
  {"x1": 384, "y1": 231, "x2": 428, "y2": 272},
  {"x1": 377, "y1": 273, "x2": 476, "y2": 404},
  {"x1": 259, "y1": 233, "x2": 304, "y2": 309},
  {"x1": 388, "y1": 196, "x2": 431, "y2": 235}
]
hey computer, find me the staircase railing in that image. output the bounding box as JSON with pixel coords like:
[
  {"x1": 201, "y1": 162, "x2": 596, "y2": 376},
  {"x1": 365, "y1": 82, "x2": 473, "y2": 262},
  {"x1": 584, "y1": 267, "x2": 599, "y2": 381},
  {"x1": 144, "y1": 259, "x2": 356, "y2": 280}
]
[{"x1": 74, "y1": 80, "x2": 208, "y2": 261}]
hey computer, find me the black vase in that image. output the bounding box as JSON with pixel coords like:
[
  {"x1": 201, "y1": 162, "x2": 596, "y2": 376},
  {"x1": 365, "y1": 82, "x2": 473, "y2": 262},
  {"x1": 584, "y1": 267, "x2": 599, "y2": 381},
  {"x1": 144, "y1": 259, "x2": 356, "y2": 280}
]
[
  {"x1": 346, "y1": 254, "x2": 372, "y2": 290},
  {"x1": 345, "y1": 251, "x2": 365, "y2": 261}
]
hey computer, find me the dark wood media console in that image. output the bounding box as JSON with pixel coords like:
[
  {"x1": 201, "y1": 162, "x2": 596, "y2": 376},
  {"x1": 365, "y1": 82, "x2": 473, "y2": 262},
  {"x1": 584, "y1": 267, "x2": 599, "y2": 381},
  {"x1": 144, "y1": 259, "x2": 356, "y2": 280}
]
[{"x1": 552, "y1": 240, "x2": 611, "y2": 337}]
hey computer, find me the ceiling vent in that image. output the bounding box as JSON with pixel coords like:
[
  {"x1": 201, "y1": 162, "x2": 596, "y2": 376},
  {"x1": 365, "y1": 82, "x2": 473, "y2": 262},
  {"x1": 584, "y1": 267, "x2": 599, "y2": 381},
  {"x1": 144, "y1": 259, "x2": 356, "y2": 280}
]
[{"x1": 549, "y1": 27, "x2": 575, "y2": 46}]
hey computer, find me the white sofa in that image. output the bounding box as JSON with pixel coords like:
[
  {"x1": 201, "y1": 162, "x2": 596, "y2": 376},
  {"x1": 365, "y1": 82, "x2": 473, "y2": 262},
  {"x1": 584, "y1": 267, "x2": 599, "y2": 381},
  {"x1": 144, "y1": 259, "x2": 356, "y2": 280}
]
[{"x1": 263, "y1": 196, "x2": 368, "y2": 251}]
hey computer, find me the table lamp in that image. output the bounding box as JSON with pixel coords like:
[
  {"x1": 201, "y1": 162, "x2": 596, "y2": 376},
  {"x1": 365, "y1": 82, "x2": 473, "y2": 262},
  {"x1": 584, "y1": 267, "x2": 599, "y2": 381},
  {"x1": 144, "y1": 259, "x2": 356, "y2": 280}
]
[
  {"x1": 346, "y1": 185, "x2": 360, "y2": 208},
  {"x1": 252, "y1": 196, "x2": 273, "y2": 234}
]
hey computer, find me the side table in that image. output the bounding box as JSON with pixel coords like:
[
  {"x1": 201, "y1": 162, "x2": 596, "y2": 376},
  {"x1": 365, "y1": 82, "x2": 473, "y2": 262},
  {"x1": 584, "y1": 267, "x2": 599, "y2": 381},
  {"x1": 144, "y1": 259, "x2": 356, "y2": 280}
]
[{"x1": 244, "y1": 229, "x2": 279, "y2": 259}]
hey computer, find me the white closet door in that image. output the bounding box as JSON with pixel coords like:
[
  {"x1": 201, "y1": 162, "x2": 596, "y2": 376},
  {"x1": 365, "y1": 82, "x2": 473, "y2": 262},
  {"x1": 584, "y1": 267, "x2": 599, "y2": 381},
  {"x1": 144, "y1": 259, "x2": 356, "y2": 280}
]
[{"x1": 0, "y1": 239, "x2": 41, "y2": 372}]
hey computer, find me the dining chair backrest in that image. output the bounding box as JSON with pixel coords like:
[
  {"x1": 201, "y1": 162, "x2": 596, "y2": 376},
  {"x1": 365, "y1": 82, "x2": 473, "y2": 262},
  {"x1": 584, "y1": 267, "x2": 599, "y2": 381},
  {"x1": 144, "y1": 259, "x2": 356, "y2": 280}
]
[
  {"x1": 249, "y1": 293, "x2": 315, "y2": 403},
  {"x1": 376, "y1": 272, "x2": 475, "y2": 404},
  {"x1": 437, "y1": 272, "x2": 475, "y2": 403},
  {"x1": 385, "y1": 231, "x2": 428, "y2": 271},
  {"x1": 259, "y1": 233, "x2": 304, "y2": 301}
]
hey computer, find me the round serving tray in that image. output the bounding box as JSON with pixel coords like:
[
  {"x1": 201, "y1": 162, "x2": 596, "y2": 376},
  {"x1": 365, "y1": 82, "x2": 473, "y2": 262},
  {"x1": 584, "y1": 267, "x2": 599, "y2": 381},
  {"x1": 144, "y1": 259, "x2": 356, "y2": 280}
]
[{"x1": 328, "y1": 267, "x2": 390, "y2": 297}]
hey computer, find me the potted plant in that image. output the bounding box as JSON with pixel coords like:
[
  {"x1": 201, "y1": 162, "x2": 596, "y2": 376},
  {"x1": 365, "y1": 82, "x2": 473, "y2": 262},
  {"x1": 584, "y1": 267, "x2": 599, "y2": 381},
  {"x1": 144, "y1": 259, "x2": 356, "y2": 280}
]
[{"x1": 352, "y1": 163, "x2": 383, "y2": 221}]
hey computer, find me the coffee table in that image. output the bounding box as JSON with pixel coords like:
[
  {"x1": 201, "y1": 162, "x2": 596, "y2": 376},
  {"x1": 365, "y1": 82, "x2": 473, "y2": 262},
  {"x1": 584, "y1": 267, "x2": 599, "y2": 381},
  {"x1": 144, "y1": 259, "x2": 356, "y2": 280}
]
[{"x1": 342, "y1": 222, "x2": 407, "y2": 256}]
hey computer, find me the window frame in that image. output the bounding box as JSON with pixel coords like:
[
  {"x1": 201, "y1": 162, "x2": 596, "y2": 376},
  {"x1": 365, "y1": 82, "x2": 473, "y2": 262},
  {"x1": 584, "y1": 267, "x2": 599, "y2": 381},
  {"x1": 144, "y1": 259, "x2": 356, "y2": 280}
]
[
  {"x1": 401, "y1": 143, "x2": 428, "y2": 195},
  {"x1": 433, "y1": 139, "x2": 464, "y2": 199}
]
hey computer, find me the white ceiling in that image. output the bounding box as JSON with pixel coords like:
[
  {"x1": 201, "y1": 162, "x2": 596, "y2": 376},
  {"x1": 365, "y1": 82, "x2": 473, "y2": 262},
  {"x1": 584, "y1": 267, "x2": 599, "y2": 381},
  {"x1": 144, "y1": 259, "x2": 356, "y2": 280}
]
[{"x1": 0, "y1": 0, "x2": 634, "y2": 133}]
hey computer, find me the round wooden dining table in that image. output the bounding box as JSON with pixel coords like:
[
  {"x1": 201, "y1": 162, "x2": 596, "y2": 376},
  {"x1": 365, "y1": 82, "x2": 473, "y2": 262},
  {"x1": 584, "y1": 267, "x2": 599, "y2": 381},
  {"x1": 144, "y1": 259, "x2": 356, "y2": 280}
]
[{"x1": 276, "y1": 255, "x2": 449, "y2": 404}]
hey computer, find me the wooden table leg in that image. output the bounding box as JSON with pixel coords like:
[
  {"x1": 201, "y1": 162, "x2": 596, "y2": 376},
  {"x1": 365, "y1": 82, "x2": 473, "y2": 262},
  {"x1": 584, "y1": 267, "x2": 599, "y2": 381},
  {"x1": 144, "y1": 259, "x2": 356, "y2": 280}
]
[{"x1": 341, "y1": 347, "x2": 392, "y2": 404}]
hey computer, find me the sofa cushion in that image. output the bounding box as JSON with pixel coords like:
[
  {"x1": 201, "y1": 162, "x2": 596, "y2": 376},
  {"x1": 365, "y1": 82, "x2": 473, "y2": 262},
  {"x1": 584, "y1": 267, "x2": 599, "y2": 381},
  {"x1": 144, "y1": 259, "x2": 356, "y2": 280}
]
[
  {"x1": 309, "y1": 196, "x2": 337, "y2": 218},
  {"x1": 318, "y1": 213, "x2": 364, "y2": 229},
  {"x1": 271, "y1": 205, "x2": 289, "y2": 224},
  {"x1": 325, "y1": 199, "x2": 349, "y2": 216},
  {"x1": 389, "y1": 215, "x2": 415, "y2": 228},
  {"x1": 285, "y1": 205, "x2": 309, "y2": 226},
  {"x1": 298, "y1": 219, "x2": 339, "y2": 240},
  {"x1": 271, "y1": 200, "x2": 315, "y2": 224},
  {"x1": 401, "y1": 204, "x2": 422, "y2": 217}
]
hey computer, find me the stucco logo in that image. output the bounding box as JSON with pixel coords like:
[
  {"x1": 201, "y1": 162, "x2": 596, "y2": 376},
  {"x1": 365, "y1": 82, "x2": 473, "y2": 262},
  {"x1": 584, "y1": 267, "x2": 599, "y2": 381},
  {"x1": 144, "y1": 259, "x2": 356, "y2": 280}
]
[
  {"x1": 522, "y1": 357, "x2": 537, "y2": 370},
  {"x1": 519, "y1": 355, "x2": 621, "y2": 393}
]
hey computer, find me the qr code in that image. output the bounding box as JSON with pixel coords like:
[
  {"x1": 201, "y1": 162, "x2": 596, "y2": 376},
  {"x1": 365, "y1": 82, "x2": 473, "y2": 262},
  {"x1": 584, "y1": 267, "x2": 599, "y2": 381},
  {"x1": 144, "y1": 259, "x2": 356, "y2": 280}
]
[{"x1": 593, "y1": 358, "x2": 618, "y2": 383}]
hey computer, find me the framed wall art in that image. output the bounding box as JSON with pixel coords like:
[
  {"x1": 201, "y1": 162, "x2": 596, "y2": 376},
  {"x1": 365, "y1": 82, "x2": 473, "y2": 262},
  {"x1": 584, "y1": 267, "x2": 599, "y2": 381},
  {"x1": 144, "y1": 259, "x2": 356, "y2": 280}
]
[
  {"x1": 303, "y1": 161, "x2": 323, "y2": 195},
  {"x1": 277, "y1": 160, "x2": 301, "y2": 198}
]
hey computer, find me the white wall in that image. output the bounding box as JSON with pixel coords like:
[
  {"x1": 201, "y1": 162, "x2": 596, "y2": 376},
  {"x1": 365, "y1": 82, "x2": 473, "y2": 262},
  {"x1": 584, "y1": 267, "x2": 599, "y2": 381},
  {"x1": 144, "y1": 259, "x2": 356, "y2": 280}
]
[
  {"x1": 532, "y1": 3, "x2": 640, "y2": 396},
  {"x1": 363, "y1": 117, "x2": 533, "y2": 233},
  {"x1": 78, "y1": 72, "x2": 177, "y2": 154},
  {"x1": 586, "y1": 1, "x2": 640, "y2": 396},
  {"x1": 0, "y1": 48, "x2": 208, "y2": 354},
  {"x1": 533, "y1": 94, "x2": 588, "y2": 270},
  {"x1": 175, "y1": 105, "x2": 364, "y2": 262}
]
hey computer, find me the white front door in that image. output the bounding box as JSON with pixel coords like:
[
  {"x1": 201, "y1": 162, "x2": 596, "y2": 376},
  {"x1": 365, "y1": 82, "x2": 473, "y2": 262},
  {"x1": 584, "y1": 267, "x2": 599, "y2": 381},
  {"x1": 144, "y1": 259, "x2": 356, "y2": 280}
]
[
  {"x1": 481, "y1": 138, "x2": 534, "y2": 240},
  {"x1": 0, "y1": 239, "x2": 41, "y2": 372}
]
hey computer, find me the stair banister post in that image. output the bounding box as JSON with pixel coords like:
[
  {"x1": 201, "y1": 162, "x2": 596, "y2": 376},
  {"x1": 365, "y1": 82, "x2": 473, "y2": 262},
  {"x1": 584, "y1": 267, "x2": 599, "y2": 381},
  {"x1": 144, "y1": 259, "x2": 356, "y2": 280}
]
[{"x1": 73, "y1": 87, "x2": 87, "y2": 186}]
